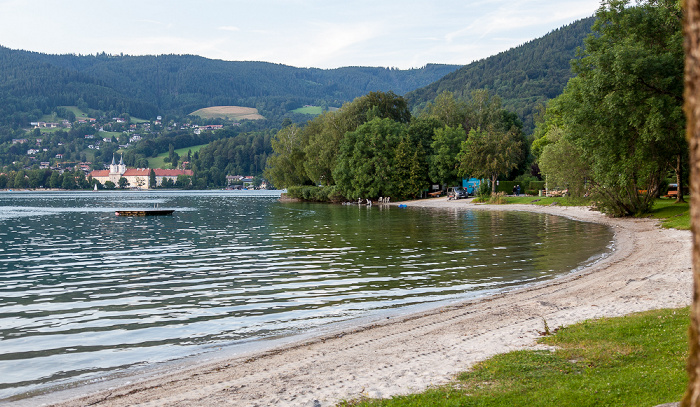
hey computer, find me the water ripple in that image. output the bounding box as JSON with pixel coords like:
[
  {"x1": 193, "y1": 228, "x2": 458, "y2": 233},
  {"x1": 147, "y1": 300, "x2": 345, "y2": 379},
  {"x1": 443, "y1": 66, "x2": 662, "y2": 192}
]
[{"x1": 0, "y1": 190, "x2": 612, "y2": 399}]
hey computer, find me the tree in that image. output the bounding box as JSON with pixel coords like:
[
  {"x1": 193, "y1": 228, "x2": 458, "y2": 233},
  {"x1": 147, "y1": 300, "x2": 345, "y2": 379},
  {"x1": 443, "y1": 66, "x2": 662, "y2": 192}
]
[
  {"x1": 176, "y1": 175, "x2": 192, "y2": 188},
  {"x1": 149, "y1": 169, "x2": 156, "y2": 188},
  {"x1": 161, "y1": 177, "x2": 174, "y2": 188},
  {"x1": 683, "y1": 0, "x2": 700, "y2": 404},
  {"x1": 332, "y1": 118, "x2": 405, "y2": 199},
  {"x1": 264, "y1": 124, "x2": 312, "y2": 188},
  {"x1": 392, "y1": 137, "x2": 429, "y2": 199},
  {"x1": 539, "y1": 135, "x2": 591, "y2": 197},
  {"x1": 548, "y1": 0, "x2": 684, "y2": 216},
  {"x1": 458, "y1": 126, "x2": 523, "y2": 193},
  {"x1": 418, "y1": 91, "x2": 466, "y2": 127},
  {"x1": 118, "y1": 176, "x2": 128, "y2": 189},
  {"x1": 463, "y1": 89, "x2": 506, "y2": 134},
  {"x1": 14, "y1": 171, "x2": 28, "y2": 188},
  {"x1": 104, "y1": 180, "x2": 116, "y2": 190},
  {"x1": 61, "y1": 171, "x2": 75, "y2": 189},
  {"x1": 302, "y1": 91, "x2": 412, "y2": 186},
  {"x1": 429, "y1": 125, "x2": 466, "y2": 187},
  {"x1": 48, "y1": 171, "x2": 60, "y2": 188}
]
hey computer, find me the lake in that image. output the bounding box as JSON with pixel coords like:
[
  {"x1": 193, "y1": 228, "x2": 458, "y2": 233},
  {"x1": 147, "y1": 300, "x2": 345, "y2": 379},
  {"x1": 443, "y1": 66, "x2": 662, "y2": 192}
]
[{"x1": 0, "y1": 190, "x2": 613, "y2": 400}]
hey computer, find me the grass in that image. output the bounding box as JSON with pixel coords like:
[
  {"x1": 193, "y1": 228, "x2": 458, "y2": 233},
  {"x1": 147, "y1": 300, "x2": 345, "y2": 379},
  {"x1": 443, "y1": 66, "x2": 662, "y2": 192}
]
[
  {"x1": 98, "y1": 131, "x2": 123, "y2": 138},
  {"x1": 492, "y1": 194, "x2": 690, "y2": 229},
  {"x1": 500, "y1": 195, "x2": 591, "y2": 206},
  {"x1": 647, "y1": 196, "x2": 690, "y2": 230},
  {"x1": 189, "y1": 106, "x2": 264, "y2": 120},
  {"x1": 148, "y1": 144, "x2": 207, "y2": 168},
  {"x1": 292, "y1": 105, "x2": 323, "y2": 115},
  {"x1": 338, "y1": 307, "x2": 689, "y2": 407}
]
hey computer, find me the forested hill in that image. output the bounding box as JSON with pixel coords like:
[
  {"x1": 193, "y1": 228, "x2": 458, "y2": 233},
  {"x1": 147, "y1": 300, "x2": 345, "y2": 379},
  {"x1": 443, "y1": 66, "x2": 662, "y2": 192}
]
[
  {"x1": 406, "y1": 17, "x2": 595, "y2": 133},
  {"x1": 0, "y1": 46, "x2": 459, "y2": 125}
]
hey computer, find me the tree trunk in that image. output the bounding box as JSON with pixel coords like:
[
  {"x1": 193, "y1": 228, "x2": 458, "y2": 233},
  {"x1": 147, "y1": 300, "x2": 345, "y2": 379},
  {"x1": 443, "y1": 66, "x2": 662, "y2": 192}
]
[
  {"x1": 678, "y1": 153, "x2": 688, "y2": 203},
  {"x1": 682, "y1": 0, "x2": 700, "y2": 404}
]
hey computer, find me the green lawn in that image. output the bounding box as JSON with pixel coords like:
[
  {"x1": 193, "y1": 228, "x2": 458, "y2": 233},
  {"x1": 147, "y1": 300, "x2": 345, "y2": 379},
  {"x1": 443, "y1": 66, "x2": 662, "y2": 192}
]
[
  {"x1": 499, "y1": 195, "x2": 690, "y2": 229},
  {"x1": 339, "y1": 308, "x2": 689, "y2": 407},
  {"x1": 62, "y1": 106, "x2": 89, "y2": 118},
  {"x1": 647, "y1": 197, "x2": 690, "y2": 230},
  {"x1": 148, "y1": 144, "x2": 207, "y2": 168},
  {"x1": 98, "y1": 131, "x2": 123, "y2": 139},
  {"x1": 503, "y1": 195, "x2": 591, "y2": 206},
  {"x1": 292, "y1": 105, "x2": 323, "y2": 115}
]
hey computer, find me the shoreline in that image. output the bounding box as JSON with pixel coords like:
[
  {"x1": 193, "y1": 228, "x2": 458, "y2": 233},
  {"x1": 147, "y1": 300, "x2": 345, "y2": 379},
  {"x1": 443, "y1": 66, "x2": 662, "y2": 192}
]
[{"x1": 23, "y1": 198, "x2": 693, "y2": 407}]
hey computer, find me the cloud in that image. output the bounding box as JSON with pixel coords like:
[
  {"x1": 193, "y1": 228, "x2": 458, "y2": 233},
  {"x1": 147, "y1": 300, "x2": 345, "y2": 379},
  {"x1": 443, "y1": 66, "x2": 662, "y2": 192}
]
[{"x1": 218, "y1": 26, "x2": 240, "y2": 32}]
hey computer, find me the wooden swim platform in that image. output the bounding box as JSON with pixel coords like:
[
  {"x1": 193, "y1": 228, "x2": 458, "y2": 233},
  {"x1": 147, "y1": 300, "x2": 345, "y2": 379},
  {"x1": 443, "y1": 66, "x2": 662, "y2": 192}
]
[{"x1": 115, "y1": 209, "x2": 175, "y2": 216}]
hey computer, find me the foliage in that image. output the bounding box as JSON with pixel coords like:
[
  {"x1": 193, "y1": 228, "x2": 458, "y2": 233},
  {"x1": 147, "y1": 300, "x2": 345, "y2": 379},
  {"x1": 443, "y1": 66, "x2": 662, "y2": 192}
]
[
  {"x1": 538, "y1": 136, "x2": 591, "y2": 197},
  {"x1": 429, "y1": 125, "x2": 466, "y2": 187},
  {"x1": 191, "y1": 131, "x2": 272, "y2": 187},
  {"x1": 391, "y1": 137, "x2": 429, "y2": 199},
  {"x1": 407, "y1": 17, "x2": 595, "y2": 134},
  {"x1": 0, "y1": 46, "x2": 458, "y2": 126},
  {"x1": 340, "y1": 308, "x2": 688, "y2": 406},
  {"x1": 285, "y1": 185, "x2": 343, "y2": 202},
  {"x1": 458, "y1": 126, "x2": 523, "y2": 193},
  {"x1": 332, "y1": 118, "x2": 405, "y2": 199},
  {"x1": 302, "y1": 91, "x2": 411, "y2": 186},
  {"x1": 264, "y1": 124, "x2": 312, "y2": 188},
  {"x1": 534, "y1": 0, "x2": 684, "y2": 216}
]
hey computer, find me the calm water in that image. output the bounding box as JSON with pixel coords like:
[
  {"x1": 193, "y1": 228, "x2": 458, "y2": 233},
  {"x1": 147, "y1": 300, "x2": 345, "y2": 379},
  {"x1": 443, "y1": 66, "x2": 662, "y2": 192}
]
[{"x1": 0, "y1": 190, "x2": 613, "y2": 399}]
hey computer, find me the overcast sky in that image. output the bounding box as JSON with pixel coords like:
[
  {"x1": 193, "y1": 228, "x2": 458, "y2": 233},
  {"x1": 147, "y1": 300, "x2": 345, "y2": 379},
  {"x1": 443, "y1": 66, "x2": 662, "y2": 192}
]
[{"x1": 0, "y1": 0, "x2": 600, "y2": 69}]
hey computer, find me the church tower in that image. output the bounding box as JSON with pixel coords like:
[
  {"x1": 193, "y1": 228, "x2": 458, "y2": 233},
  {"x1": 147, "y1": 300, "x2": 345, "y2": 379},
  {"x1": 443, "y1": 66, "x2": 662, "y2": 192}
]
[
  {"x1": 109, "y1": 154, "x2": 118, "y2": 174},
  {"x1": 118, "y1": 154, "x2": 126, "y2": 174}
]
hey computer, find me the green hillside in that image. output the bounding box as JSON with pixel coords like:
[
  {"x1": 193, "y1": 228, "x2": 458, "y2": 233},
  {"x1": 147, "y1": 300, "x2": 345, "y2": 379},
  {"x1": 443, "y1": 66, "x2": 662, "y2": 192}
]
[
  {"x1": 0, "y1": 46, "x2": 459, "y2": 127},
  {"x1": 406, "y1": 17, "x2": 595, "y2": 133}
]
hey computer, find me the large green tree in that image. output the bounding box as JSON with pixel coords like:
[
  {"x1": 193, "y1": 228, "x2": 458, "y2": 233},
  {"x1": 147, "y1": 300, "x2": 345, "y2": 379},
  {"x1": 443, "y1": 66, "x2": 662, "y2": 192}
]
[
  {"x1": 458, "y1": 126, "x2": 523, "y2": 193},
  {"x1": 429, "y1": 125, "x2": 466, "y2": 187},
  {"x1": 392, "y1": 136, "x2": 429, "y2": 199},
  {"x1": 332, "y1": 118, "x2": 406, "y2": 199},
  {"x1": 543, "y1": 0, "x2": 684, "y2": 216},
  {"x1": 264, "y1": 124, "x2": 312, "y2": 188}
]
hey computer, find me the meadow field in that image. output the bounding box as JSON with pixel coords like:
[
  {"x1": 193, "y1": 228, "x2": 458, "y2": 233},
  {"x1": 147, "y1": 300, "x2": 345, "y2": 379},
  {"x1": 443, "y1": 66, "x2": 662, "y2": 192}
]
[{"x1": 190, "y1": 106, "x2": 264, "y2": 121}]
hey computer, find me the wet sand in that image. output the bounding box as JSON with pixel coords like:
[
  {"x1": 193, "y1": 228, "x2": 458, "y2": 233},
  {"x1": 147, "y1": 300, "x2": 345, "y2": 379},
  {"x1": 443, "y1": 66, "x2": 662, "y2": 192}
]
[{"x1": 34, "y1": 198, "x2": 692, "y2": 407}]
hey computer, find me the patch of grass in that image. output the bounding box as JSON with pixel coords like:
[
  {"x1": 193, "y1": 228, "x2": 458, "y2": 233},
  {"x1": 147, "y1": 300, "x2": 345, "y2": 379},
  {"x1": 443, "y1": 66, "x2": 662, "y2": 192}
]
[
  {"x1": 98, "y1": 131, "x2": 123, "y2": 138},
  {"x1": 339, "y1": 308, "x2": 688, "y2": 407},
  {"x1": 648, "y1": 197, "x2": 690, "y2": 230},
  {"x1": 148, "y1": 144, "x2": 207, "y2": 168},
  {"x1": 190, "y1": 106, "x2": 264, "y2": 121},
  {"x1": 292, "y1": 105, "x2": 323, "y2": 115},
  {"x1": 502, "y1": 196, "x2": 591, "y2": 206},
  {"x1": 61, "y1": 105, "x2": 89, "y2": 118}
]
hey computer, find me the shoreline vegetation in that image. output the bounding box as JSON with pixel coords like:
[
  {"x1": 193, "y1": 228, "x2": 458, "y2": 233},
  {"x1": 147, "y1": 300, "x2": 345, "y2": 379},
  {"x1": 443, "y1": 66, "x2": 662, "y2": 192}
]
[{"x1": 29, "y1": 197, "x2": 691, "y2": 407}]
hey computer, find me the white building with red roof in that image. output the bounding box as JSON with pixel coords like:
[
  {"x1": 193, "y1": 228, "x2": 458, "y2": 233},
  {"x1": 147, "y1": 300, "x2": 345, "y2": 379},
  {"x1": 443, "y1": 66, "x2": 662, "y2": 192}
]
[{"x1": 89, "y1": 154, "x2": 193, "y2": 189}]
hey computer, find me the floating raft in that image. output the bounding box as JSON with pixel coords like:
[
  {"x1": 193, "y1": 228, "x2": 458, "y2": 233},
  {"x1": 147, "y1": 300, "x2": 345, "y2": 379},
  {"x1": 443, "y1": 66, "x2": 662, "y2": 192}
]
[{"x1": 115, "y1": 209, "x2": 175, "y2": 216}]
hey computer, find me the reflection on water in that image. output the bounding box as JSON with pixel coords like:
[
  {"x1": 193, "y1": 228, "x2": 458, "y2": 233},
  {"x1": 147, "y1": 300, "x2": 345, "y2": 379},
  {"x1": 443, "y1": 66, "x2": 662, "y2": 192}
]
[{"x1": 0, "y1": 190, "x2": 613, "y2": 399}]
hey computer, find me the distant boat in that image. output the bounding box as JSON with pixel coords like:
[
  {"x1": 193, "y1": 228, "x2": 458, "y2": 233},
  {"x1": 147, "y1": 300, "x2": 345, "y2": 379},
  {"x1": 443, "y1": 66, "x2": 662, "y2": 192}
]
[
  {"x1": 93, "y1": 184, "x2": 97, "y2": 191},
  {"x1": 115, "y1": 209, "x2": 175, "y2": 216}
]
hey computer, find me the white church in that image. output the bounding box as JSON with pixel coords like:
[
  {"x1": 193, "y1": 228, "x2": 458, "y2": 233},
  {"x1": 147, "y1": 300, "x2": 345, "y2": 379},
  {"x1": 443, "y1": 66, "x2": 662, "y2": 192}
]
[{"x1": 89, "y1": 155, "x2": 194, "y2": 189}]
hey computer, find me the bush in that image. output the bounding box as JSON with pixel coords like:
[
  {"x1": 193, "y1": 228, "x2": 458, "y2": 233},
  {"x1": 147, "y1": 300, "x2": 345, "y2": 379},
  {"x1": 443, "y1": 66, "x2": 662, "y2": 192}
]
[
  {"x1": 285, "y1": 185, "x2": 345, "y2": 202},
  {"x1": 529, "y1": 181, "x2": 546, "y2": 191}
]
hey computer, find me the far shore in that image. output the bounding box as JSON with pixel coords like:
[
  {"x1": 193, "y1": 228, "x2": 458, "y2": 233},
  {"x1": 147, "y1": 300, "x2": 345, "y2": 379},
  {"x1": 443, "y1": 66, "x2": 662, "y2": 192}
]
[{"x1": 23, "y1": 197, "x2": 692, "y2": 407}]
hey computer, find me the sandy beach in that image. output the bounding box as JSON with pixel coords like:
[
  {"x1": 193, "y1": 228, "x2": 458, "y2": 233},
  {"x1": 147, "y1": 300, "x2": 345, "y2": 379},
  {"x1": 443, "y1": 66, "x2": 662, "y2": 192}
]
[{"x1": 31, "y1": 198, "x2": 692, "y2": 407}]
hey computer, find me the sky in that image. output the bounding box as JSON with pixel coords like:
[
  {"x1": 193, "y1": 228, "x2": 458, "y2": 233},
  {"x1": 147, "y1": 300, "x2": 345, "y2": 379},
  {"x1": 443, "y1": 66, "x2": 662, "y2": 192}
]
[{"x1": 0, "y1": 0, "x2": 601, "y2": 69}]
